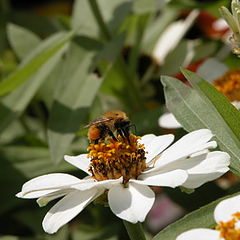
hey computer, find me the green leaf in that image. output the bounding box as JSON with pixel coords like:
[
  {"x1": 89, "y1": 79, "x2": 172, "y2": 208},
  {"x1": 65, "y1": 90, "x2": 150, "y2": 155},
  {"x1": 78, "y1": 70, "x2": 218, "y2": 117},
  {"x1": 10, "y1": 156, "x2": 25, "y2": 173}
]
[
  {"x1": 182, "y1": 68, "x2": 240, "y2": 142},
  {"x1": 133, "y1": 0, "x2": 159, "y2": 14},
  {"x1": 0, "y1": 145, "x2": 76, "y2": 215},
  {"x1": 0, "y1": 31, "x2": 74, "y2": 96},
  {"x1": 153, "y1": 192, "x2": 240, "y2": 240},
  {"x1": 71, "y1": 0, "x2": 98, "y2": 36},
  {"x1": 0, "y1": 33, "x2": 69, "y2": 134},
  {"x1": 47, "y1": 38, "x2": 102, "y2": 163},
  {"x1": 160, "y1": 40, "x2": 188, "y2": 75},
  {"x1": 1, "y1": 146, "x2": 75, "y2": 178},
  {"x1": 142, "y1": 7, "x2": 179, "y2": 53},
  {"x1": 161, "y1": 74, "x2": 240, "y2": 177},
  {"x1": 7, "y1": 23, "x2": 41, "y2": 60},
  {"x1": 71, "y1": 0, "x2": 131, "y2": 37}
]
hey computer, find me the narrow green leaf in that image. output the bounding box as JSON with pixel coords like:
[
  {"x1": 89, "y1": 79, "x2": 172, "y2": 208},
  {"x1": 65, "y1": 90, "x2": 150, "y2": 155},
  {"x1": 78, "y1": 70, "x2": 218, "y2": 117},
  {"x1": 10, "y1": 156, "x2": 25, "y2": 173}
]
[
  {"x1": 0, "y1": 31, "x2": 74, "y2": 96},
  {"x1": 47, "y1": 38, "x2": 102, "y2": 163},
  {"x1": 7, "y1": 23, "x2": 41, "y2": 60},
  {"x1": 161, "y1": 75, "x2": 240, "y2": 176},
  {"x1": 0, "y1": 33, "x2": 69, "y2": 133},
  {"x1": 153, "y1": 192, "x2": 240, "y2": 240},
  {"x1": 181, "y1": 68, "x2": 240, "y2": 142}
]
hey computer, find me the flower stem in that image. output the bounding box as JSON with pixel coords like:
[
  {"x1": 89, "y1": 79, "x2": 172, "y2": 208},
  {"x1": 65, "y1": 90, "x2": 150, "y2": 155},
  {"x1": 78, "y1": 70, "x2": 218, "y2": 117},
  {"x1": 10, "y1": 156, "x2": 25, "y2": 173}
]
[
  {"x1": 123, "y1": 221, "x2": 146, "y2": 240},
  {"x1": 88, "y1": 0, "x2": 111, "y2": 41}
]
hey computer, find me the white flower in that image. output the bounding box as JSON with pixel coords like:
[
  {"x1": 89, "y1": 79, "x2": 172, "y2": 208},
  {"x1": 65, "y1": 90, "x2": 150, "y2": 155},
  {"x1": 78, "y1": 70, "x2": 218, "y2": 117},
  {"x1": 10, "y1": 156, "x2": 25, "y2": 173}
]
[
  {"x1": 176, "y1": 194, "x2": 240, "y2": 240},
  {"x1": 16, "y1": 129, "x2": 230, "y2": 234}
]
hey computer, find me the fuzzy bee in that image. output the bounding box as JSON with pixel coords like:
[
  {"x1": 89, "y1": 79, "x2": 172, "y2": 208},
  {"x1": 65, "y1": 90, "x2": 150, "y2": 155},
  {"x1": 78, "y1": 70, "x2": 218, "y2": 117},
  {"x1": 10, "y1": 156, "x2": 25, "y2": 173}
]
[{"x1": 85, "y1": 110, "x2": 131, "y2": 144}]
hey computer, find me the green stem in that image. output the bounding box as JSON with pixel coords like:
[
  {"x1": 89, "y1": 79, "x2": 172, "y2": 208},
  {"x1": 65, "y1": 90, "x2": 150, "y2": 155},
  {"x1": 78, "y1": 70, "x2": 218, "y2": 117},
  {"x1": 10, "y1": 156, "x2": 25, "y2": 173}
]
[
  {"x1": 88, "y1": 0, "x2": 111, "y2": 41},
  {"x1": 123, "y1": 221, "x2": 146, "y2": 240},
  {"x1": 141, "y1": 64, "x2": 158, "y2": 85},
  {"x1": 118, "y1": 57, "x2": 146, "y2": 112},
  {"x1": 129, "y1": 14, "x2": 148, "y2": 78}
]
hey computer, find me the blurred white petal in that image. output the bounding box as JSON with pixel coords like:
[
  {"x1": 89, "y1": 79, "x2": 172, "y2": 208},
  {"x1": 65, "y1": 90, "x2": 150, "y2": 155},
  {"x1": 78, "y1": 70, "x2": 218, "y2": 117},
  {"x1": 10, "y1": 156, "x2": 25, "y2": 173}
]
[
  {"x1": 176, "y1": 228, "x2": 220, "y2": 240},
  {"x1": 153, "y1": 10, "x2": 199, "y2": 64},
  {"x1": 158, "y1": 113, "x2": 182, "y2": 129},
  {"x1": 214, "y1": 194, "x2": 240, "y2": 223}
]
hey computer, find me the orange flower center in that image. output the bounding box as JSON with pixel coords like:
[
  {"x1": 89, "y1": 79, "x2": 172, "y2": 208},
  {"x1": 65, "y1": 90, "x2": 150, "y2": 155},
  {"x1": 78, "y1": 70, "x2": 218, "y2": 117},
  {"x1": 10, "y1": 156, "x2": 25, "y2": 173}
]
[
  {"x1": 213, "y1": 69, "x2": 240, "y2": 102},
  {"x1": 216, "y1": 212, "x2": 240, "y2": 240},
  {"x1": 88, "y1": 134, "x2": 146, "y2": 184}
]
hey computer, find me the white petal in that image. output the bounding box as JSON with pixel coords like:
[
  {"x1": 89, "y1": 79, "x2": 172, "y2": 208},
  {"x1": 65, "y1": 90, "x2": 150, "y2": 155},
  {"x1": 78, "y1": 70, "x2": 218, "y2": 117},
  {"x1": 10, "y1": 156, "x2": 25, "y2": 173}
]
[
  {"x1": 73, "y1": 177, "x2": 123, "y2": 191},
  {"x1": 152, "y1": 10, "x2": 199, "y2": 64},
  {"x1": 139, "y1": 134, "x2": 157, "y2": 146},
  {"x1": 158, "y1": 113, "x2": 182, "y2": 129},
  {"x1": 176, "y1": 229, "x2": 220, "y2": 240},
  {"x1": 154, "y1": 129, "x2": 216, "y2": 169},
  {"x1": 43, "y1": 188, "x2": 101, "y2": 234},
  {"x1": 182, "y1": 152, "x2": 230, "y2": 188},
  {"x1": 108, "y1": 183, "x2": 155, "y2": 223},
  {"x1": 140, "y1": 134, "x2": 174, "y2": 164},
  {"x1": 16, "y1": 173, "x2": 81, "y2": 199},
  {"x1": 214, "y1": 194, "x2": 240, "y2": 223},
  {"x1": 133, "y1": 169, "x2": 188, "y2": 188},
  {"x1": 37, "y1": 189, "x2": 73, "y2": 207},
  {"x1": 64, "y1": 154, "x2": 91, "y2": 175}
]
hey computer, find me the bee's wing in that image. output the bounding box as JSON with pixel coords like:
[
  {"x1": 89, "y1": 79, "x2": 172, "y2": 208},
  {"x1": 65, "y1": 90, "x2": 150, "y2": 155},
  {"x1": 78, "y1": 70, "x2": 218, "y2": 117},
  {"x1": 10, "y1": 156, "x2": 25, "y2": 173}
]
[{"x1": 84, "y1": 118, "x2": 113, "y2": 128}]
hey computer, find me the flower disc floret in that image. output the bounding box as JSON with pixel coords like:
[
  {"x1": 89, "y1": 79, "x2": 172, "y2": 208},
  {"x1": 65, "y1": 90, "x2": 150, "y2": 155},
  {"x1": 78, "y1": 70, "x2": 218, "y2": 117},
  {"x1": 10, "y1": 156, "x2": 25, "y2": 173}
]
[
  {"x1": 213, "y1": 69, "x2": 240, "y2": 101},
  {"x1": 88, "y1": 134, "x2": 147, "y2": 183},
  {"x1": 216, "y1": 212, "x2": 240, "y2": 240}
]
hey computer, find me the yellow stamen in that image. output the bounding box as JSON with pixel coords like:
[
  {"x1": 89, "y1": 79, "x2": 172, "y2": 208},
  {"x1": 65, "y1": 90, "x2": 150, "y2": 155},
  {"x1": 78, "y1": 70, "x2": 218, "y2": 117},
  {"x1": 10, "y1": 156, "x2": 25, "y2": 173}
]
[
  {"x1": 216, "y1": 211, "x2": 240, "y2": 240},
  {"x1": 88, "y1": 134, "x2": 146, "y2": 184},
  {"x1": 213, "y1": 69, "x2": 240, "y2": 101}
]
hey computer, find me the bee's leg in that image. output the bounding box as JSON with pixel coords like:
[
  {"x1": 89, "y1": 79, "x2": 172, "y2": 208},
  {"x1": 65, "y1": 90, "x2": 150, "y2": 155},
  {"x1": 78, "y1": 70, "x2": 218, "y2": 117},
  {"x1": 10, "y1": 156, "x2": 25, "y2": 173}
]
[
  {"x1": 122, "y1": 128, "x2": 130, "y2": 144},
  {"x1": 108, "y1": 130, "x2": 118, "y2": 141},
  {"x1": 117, "y1": 127, "x2": 130, "y2": 144}
]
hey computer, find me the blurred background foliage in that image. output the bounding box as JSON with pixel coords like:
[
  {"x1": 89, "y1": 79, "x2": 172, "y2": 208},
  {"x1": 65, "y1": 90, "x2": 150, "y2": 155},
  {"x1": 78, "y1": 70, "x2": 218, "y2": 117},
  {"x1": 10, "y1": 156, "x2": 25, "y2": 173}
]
[{"x1": 0, "y1": 0, "x2": 240, "y2": 239}]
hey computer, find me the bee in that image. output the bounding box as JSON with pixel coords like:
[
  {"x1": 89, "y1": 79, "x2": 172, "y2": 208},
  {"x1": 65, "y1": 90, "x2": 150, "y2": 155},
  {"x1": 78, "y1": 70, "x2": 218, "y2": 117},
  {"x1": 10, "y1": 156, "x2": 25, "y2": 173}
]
[{"x1": 85, "y1": 110, "x2": 131, "y2": 144}]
